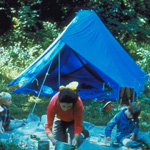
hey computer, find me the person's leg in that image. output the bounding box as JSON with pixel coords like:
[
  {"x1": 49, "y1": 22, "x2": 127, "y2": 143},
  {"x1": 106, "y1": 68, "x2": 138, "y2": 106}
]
[
  {"x1": 136, "y1": 132, "x2": 150, "y2": 148},
  {"x1": 120, "y1": 135, "x2": 142, "y2": 148},
  {"x1": 122, "y1": 140, "x2": 142, "y2": 148},
  {"x1": 67, "y1": 121, "x2": 74, "y2": 141},
  {"x1": 52, "y1": 117, "x2": 67, "y2": 143},
  {"x1": 67, "y1": 121, "x2": 83, "y2": 146},
  {"x1": 6, "y1": 119, "x2": 25, "y2": 130}
]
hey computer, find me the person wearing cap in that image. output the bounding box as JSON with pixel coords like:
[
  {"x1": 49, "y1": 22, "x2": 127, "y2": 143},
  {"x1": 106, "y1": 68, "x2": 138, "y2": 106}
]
[
  {"x1": 0, "y1": 92, "x2": 26, "y2": 132},
  {"x1": 45, "y1": 81, "x2": 89, "y2": 147},
  {"x1": 105, "y1": 102, "x2": 150, "y2": 148}
]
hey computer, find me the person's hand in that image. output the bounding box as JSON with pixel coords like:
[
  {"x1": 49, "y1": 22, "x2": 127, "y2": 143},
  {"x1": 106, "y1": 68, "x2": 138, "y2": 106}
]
[
  {"x1": 122, "y1": 138, "x2": 131, "y2": 146},
  {"x1": 51, "y1": 138, "x2": 57, "y2": 145},
  {"x1": 72, "y1": 138, "x2": 78, "y2": 146},
  {"x1": 130, "y1": 133, "x2": 135, "y2": 140},
  {"x1": 72, "y1": 134, "x2": 79, "y2": 146},
  {"x1": 105, "y1": 136, "x2": 111, "y2": 141},
  {"x1": 47, "y1": 133, "x2": 57, "y2": 145}
]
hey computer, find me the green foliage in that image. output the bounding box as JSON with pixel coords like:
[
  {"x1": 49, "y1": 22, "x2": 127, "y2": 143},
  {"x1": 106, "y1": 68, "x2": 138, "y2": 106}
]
[
  {"x1": 124, "y1": 39, "x2": 150, "y2": 63},
  {"x1": 139, "y1": 101, "x2": 150, "y2": 132},
  {"x1": 0, "y1": 43, "x2": 42, "y2": 72},
  {"x1": 136, "y1": 48, "x2": 150, "y2": 74},
  {"x1": 133, "y1": 46, "x2": 150, "y2": 100},
  {"x1": 1, "y1": 0, "x2": 150, "y2": 46},
  {"x1": 92, "y1": 0, "x2": 150, "y2": 47},
  {"x1": 16, "y1": 3, "x2": 40, "y2": 31},
  {"x1": 139, "y1": 81, "x2": 150, "y2": 103},
  {"x1": 0, "y1": 21, "x2": 62, "y2": 73}
]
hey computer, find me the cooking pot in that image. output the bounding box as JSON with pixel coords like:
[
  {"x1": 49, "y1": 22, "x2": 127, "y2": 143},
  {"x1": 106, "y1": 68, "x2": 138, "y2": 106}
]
[
  {"x1": 38, "y1": 140, "x2": 49, "y2": 150},
  {"x1": 55, "y1": 141, "x2": 75, "y2": 150}
]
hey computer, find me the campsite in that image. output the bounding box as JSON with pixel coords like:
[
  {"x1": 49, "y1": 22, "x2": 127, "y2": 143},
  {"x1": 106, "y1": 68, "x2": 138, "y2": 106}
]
[{"x1": 0, "y1": 1, "x2": 150, "y2": 149}]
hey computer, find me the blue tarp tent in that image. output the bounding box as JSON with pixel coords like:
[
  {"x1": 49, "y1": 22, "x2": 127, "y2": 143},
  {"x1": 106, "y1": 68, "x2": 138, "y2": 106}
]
[{"x1": 7, "y1": 10, "x2": 149, "y2": 100}]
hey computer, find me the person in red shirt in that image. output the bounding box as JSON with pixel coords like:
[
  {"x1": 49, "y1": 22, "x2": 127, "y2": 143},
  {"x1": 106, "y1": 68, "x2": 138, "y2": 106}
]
[{"x1": 45, "y1": 82, "x2": 87, "y2": 147}]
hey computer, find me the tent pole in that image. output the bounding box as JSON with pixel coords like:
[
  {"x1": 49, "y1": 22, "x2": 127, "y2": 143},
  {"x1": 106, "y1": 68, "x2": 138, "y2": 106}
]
[
  {"x1": 31, "y1": 59, "x2": 53, "y2": 113},
  {"x1": 102, "y1": 83, "x2": 105, "y2": 91},
  {"x1": 58, "y1": 51, "x2": 60, "y2": 89}
]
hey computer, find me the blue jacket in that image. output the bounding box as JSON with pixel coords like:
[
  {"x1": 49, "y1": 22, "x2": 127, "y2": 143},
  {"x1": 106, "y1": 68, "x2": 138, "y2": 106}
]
[{"x1": 105, "y1": 108, "x2": 139, "y2": 141}]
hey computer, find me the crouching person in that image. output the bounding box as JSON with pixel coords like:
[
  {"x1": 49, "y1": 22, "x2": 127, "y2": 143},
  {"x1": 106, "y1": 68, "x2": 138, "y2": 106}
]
[
  {"x1": 0, "y1": 92, "x2": 27, "y2": 132},
  {"x1": 105, "y1": 102, "x2": 150, "y2": 148},
  {"x1": 45, "y1": 82, "x2": 89, "y2": 148}
]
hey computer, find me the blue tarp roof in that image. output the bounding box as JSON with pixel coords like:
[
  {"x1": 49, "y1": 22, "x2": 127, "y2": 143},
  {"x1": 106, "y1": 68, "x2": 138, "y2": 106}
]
[{"x1": 7, "y1": 10, "x2": 149, "y2": 100}]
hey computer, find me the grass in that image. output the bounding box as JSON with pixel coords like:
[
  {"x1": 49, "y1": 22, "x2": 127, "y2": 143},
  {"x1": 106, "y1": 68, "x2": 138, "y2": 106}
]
[{"x1": 6, "y1": 91, "x2": 150, "y2": 133}]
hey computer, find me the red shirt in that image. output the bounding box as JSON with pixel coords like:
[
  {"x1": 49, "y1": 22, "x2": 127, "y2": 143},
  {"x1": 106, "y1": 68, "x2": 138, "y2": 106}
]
[{"x1": 45, "y1": 92, "x2": 83, "y2": 136}]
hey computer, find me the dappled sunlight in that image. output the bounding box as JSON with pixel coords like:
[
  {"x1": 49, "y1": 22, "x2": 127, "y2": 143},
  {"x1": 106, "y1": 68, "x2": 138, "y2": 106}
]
[{"x1": 28, "y1": 96, "x2": 40, "y2": 103}]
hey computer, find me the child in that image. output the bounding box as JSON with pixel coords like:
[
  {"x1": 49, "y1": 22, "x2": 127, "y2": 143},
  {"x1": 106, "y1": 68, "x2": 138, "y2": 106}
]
[
  {"x1": 0, "y1": 92, "x2": 26, "y2": 132},
  {"x1": 105, "y1": 102, "x2": 150, "y2": 148}
]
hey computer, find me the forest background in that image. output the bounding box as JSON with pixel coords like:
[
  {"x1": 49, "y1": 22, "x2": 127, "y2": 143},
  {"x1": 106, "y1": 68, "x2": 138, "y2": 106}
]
[{"x1": 0, "y1": 0, "x2": 150, "y2": 146}]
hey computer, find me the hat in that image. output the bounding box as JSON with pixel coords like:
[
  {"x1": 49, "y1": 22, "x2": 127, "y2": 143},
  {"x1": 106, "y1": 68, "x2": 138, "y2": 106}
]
[
  {"x1": 0, "y1": 92, "x2": 11, "y2": 100},
  {"x1": 129, "y1": 102, "x2": 141, "y2": 119},
  {"x1": 102, "y1": 101, "x2": 112, "y2": 111},
  {"x1": 59, "y1": 81, "x2": 79, "y2": 91}
]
